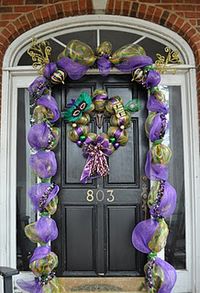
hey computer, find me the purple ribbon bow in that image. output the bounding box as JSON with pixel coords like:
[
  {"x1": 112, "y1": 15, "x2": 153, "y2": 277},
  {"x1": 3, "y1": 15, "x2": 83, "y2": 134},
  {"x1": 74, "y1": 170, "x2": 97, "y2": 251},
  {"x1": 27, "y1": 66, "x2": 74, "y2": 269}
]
[{"x1": 80, "y1": 135, "x2": 112, "y2": 184}]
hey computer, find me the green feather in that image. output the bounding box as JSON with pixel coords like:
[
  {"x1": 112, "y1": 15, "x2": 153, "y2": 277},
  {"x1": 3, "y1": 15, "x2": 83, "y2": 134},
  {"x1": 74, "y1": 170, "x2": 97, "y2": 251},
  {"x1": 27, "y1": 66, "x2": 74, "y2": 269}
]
[
  {"x1": 64, "y1": 92, "x2": 92, "y2": 123},
  {"x1": 124, "y1": 99, "x2": 141, "y2": 113}
]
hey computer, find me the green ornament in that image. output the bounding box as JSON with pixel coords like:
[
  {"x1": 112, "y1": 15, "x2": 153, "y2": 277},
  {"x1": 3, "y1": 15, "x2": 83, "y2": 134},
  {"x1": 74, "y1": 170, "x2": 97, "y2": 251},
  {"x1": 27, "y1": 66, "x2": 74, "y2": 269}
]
[
  {"x1": 148, "y1": 252, "x2": 157, "y2": 260},
  {"x1": 109, "y1": 137, "x2": 116, "y2": 144},
  {"x1": 39, "y1": 211, "x2": 49, "y2": 217},
  {"x1": 80, "y1": 135, "x2": 86, "y2": 142}
]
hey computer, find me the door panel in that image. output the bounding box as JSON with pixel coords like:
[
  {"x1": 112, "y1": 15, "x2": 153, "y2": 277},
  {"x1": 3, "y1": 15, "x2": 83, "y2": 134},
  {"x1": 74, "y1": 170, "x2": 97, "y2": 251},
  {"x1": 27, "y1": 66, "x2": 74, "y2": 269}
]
[
  {"x1": 65, "y1": 206, "x2": 96, "y2": 272},
  {"x1": 52, "y1": 74, "x2": 148, "y2": 277},
  {"x1": 107, "y1": 206, "x2": 137, "y2": 271}
]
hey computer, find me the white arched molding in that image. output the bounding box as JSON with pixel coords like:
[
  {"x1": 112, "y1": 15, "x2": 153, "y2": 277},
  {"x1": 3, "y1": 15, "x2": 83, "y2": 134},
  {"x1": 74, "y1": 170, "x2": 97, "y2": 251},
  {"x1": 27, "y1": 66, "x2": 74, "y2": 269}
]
[{"x1": 0, "y1": 15, "x2": 199, "y2": 293}]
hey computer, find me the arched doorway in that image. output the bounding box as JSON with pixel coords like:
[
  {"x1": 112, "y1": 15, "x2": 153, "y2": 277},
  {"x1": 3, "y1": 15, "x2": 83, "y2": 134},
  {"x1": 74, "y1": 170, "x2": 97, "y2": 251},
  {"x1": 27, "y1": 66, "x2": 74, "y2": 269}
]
[{"x1": 0, "y1": 15, "x2": 199, "y2": 293}]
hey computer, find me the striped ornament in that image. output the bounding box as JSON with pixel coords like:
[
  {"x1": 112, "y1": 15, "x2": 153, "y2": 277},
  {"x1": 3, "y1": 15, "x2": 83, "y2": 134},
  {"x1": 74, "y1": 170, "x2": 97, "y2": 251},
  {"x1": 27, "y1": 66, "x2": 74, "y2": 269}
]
[{"x1": 51, "y1": 69, "x2": 66, "y2": 84}]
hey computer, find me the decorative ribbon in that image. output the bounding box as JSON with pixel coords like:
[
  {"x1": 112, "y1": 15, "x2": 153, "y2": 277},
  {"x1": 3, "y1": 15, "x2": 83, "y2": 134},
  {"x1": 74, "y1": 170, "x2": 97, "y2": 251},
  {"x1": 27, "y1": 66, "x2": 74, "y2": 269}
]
[{"x1": 80, "y1": 135, "x2": 112, "y2": 184}]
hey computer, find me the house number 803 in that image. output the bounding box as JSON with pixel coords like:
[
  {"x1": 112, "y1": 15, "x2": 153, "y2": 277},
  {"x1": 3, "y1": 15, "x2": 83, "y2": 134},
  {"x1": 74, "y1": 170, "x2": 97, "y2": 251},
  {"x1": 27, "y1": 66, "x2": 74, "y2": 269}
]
[{"x1": 86, "y1": 189, "x2": 115, "y2": 202}]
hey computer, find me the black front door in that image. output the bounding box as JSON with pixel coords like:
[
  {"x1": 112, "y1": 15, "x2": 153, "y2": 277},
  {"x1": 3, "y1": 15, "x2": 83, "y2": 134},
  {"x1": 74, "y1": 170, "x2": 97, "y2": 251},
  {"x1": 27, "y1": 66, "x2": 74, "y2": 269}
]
[{"x1": 53, "y1": 74, "x2": 148, "y2": 277}]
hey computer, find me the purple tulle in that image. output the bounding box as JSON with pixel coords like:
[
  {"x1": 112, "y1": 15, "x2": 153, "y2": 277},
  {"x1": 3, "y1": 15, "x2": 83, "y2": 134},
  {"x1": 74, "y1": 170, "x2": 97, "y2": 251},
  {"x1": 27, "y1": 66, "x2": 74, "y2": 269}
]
[
  {"x1": 28, "y1": 76, "x2": 48, "y2": 97},
  {"x1": 28, "y1": 183, "x2": 59, "y2": 211},
  {"x1": 28, "y1": 122, "x2": 52, "y2": 150},
  {"x1": 147, "y1": 94, "x2": 169, "y2": 114},
  {"x1": 148, "y1": 114, "x2": 168, "y2": 142},
  {"x1": 115, "y1": 56, "x2": 153, "y2": 72},
  {"x1": 30, "y1": 246, "x2": 51, "y2": 263},
  {"x1": 43, "y1": 62, "x2": 57, "y2": 79},
  {"x1": 36, "y1": 217, "x2": 58, "y2": 243},
  {"x1": 29, "y1": 151, "x2": 57, "y2": 179},
  {"x1": 149, "y1": 182, "x2": 177, "y2": 218},
  {"x1": 97, "y1": 56, "x2": 112, "y2": 76},
  {"x1": 37, "y1": 95, "x2": 60, "y2": 123},
  {"x1": 132, "y1": 219, "x2": 159, "y2": 253},
  {"x1": 16, "y1": 279, "x2": 42, "y2": 293},
  {"x1": 80, "y1": 135, "x2": 112, "y2": 183},
  {"x1": 155, "y1": 258, "x2": 177, "y2": 293},
  {"x1": 57, "y1": 57, "x2": 88, "y2": 80},
  {"x1": 145, "y1": 151, "x2": 168, "y2": 181},
  {"x1": 144, "y1": 70, "x2": 161, "y2": 88}
]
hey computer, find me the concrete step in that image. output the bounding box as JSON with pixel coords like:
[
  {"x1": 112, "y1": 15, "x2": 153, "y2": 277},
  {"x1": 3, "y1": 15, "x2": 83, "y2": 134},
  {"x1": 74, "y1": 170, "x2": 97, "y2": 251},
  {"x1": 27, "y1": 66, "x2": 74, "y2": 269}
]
[{"x1": 58, "y1": 277, "x2": 146, "y2": 292}]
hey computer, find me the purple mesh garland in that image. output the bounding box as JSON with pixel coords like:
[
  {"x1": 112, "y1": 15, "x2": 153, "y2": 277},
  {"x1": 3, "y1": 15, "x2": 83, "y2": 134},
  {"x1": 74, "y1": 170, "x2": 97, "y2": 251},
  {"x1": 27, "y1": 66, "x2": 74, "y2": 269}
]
[
  {"x1": 37, "y1": 95, "x2": 60, "y2": 123},
  {"x1": 148, "y1": 114, "x2": 168, "y2": 142},
  {"x1": 28, "y1": 76, "x2": 48, "y2": 97},
  {"x1": 145, "y1": 151, "x2": 168, "y2": 181},
  {"x1": 30, "y1": 246, "x2": 51, "y2": 263},
  {"x1": 132, "y1": 219, "x2": 159, "y2": 253},
  {"x1": 114, "y1": 55, "x2": 153, "y2": 72},
  {"x1": 150, "y1": 181, "x2": 177, "y2": 218},
  {"x1": 97, "y1": 56, "x2": 112, "y2": 76},
  {"x1": 28, "y1": 183, "x2": 59, "y2": 211},
  {"x1": 29, "y1": 151, "x2": 57, "y2": 179},
  {"x1": 57, "y1": 57, "x2": 88, "y2": 80},
  {"x1": 43, "y1": 62, "x2": 57, "y2": 79},
  {"x1": 28, "y1": 122, "x2": 52, "y2": 150},
  {"x1": 16, "y1": 279, "x2": 42, "y2": 293},
  {"x1": 144, "y1": 70, "x2": 161, "y2": 88},
  {"x1": 155, "y1": 258, "x2": 177, "y2": 293},
  {"x1": 147, "y1": 94, "x2": 169, "y2": 114},
  {"x1": 36, "y1": 217, "x2": 58, "y2": 243}
]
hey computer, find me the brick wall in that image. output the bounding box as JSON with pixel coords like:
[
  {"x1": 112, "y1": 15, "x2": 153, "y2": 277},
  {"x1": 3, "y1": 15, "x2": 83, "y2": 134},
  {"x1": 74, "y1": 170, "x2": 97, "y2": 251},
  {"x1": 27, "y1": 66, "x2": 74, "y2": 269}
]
[{"x1": 0, "y1": 0, "x2": 200, "y2": 124}]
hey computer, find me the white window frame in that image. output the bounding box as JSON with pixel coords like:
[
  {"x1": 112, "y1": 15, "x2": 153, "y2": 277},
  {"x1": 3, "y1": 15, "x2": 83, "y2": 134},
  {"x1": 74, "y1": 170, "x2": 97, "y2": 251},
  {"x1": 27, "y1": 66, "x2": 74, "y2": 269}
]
[{"x1": 0, "y1": 15, "x2": 199, "y2": 293}]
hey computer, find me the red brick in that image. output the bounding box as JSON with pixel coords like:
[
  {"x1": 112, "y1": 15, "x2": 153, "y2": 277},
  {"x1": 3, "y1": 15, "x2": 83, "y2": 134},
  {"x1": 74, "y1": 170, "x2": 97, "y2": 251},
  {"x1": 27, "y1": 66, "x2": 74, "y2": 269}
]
[
  {"x1": 106, "y1": 0, "x2": 114, "y2": 13},
  {"x1": 185, "y1": 27, "x2": 196, "y2": 38},
  {"x1": 71, "y1": 1, "x2": 79, "y2": 15},
  {"x1": 47, "y1": 5, "x2": 57, "y2": 20},
  {"x1": 0, "y1": 7, "x2": 13, "y2": 13},
  {"x1": 1, "y1": 13, "x2": 21, "y2": 20},
  {"x1": 13, "y1": 18, "x2": 25, "y2": 33},
  {"x1": 6, "y1": 23, "x2": 18, "y2": 35},
  {"x1": 33, "y1": 9, "x2": 44, "y2": 24},
  {"x1": 0, "y1": 21, "x2": 10, "y2": 27},
  {"x1": 19, "y1": 15, "x2": 31, "y2": 31},
  {"x1": 79, "y1": 0, "x2": 87, "y2": 13},
  {"x1": 152, "y1": 7, "x2": 163, "y2": 23},
  {"x1": 40, "y1": 6, "x2": 51, "y2": 21},
  {"x1": 184, "y1": 12, "x2": 200, "y2": 18},
  {"x1": 130, "y1": 2, "x2": 139, "y2": 17},
  {"x1": 14, "y1": 6, "x2": 36, "y2": 13},
  {"x1": 174, "y1": 17, "x2": 185, "y2": 32},
  {"x1": 26, "y1": 12, "x2": 37, "y2": 27},
  {"x1": 158, "y1": 4, "x2": 173, "y2": 10},
  {"x1": 114, "y1": 0, "x2": 122, "y2": 15},
  {"x1": 138, "y1": 4, "x2": 147, "y2": 18},
  {"x1": 86, "y1": 0, "x2": 93, "y2": 13},
  {"x1": 55, "y1": 2, "x2": 65, "y2": 18},
  {"x1": 2, "y1": 0, "x2": 24, "y2": 4},
  {"x1": 123, "y1": 1, "x2": 131, "y2": 16},
  {"x1": 145, "y1": 6, "x2": 156, "y2": 21},
  {"x1": 165, "y1": 13, "x2": 178, "y2": 26},
  {"x1": 174, "y1": 4, "x2": 195, "y2": 11},
  {"x1": 25, "y1": 0, "x2": 46, "y2": 4},
  {"x1": 62, "y1": 2, "x2": 72, "y2": 16}
]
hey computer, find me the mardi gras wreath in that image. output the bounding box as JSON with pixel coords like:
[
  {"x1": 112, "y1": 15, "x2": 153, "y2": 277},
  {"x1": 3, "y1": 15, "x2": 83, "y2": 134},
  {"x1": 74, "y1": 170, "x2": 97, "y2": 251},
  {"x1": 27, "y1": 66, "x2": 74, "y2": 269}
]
[{"x1": 17, "y1": 39, "x2": 177, "y2": 293}]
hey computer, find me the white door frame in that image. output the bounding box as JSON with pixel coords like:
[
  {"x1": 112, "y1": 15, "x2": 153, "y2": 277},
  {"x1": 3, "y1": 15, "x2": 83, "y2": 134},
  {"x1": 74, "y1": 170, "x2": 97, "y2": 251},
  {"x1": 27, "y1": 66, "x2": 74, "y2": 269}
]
[{"x1": 0, "y1": 15, "x2": 199, "y2": 293}]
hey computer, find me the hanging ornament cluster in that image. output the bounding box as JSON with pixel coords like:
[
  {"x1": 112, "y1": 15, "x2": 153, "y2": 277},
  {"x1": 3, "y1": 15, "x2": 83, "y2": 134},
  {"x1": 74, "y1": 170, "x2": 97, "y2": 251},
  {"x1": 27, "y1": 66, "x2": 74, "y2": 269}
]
[{"x1": 16, "y1": 38, "x2": 180, "y2": 292}]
